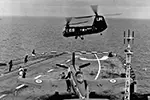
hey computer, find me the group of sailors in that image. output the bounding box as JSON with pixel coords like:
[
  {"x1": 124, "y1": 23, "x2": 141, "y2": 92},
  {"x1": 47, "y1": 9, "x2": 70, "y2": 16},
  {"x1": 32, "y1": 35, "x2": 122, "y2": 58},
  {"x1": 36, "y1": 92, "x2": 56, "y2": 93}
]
[
  {"x1": 7, "y1": 49, "x2": 37, "y2": 78},
  {"x1": 8, "y1": 54, "x2": 28, "y2": 72}
]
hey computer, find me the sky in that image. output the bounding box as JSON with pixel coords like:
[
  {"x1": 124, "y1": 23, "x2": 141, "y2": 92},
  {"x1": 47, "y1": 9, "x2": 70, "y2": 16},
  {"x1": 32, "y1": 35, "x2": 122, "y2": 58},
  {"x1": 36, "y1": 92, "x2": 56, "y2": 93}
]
[{"x1": 0, "y1": 0, "x2": 150, "y2": 19}]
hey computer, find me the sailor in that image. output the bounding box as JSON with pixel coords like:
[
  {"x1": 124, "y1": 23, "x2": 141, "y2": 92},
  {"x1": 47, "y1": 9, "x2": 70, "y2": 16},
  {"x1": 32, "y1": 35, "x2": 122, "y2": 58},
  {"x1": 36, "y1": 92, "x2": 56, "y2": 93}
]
[
  {"x1": 65, "y1": 67, "x2": 72, "y2": 93},
  {"x1": 18, "y1": 66, "x2": 27, "y2": 78},
  {"x1": 32, "y1": 49, "x2": 36, "y2": 56},
  {"x1": 23, "y1": 68, "x2": 27, "y2": 78},
  {"x1": 75, "y1": 71, "x2": 87, "y2": 88},
  {"x1": 8, "y1": 60, "x2": 13, "y2": 72},
  {"x1": 60, "y1": 72, "x2": 66, "y2": 79},
  {"x1": 18, "y1": 66, "x2": 24, "y2": 78},
  {"x1": 130, "y1": 81, "x2": 137, "y2": 94},
  {"x1": 108, "y1": 52, "x2": 116, "y2": 57},
  {"x1": 24, "y1": 54, "x2": 28, "y2": 64}
]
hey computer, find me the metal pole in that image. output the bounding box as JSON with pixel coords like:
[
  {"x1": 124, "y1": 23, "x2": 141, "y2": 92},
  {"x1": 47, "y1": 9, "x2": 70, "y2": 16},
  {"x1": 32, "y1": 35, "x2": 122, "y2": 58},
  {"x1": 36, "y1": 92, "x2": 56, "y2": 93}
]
[{"x1": 124, "y1": 30, "x2": 134, "y2": 100}]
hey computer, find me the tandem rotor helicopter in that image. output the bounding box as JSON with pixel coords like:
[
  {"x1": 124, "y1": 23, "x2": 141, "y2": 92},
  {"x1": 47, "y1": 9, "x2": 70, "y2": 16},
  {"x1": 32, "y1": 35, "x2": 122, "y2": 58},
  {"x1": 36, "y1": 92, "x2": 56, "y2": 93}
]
[{"x1": 63, "y1": 5, "x2": 121, "y2": 40}]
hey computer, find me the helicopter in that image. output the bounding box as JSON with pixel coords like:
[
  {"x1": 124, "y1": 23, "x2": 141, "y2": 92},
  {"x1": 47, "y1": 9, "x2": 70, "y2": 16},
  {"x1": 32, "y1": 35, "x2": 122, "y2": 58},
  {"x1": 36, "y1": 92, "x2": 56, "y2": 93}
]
[{"x1": 63, "y1": 5, "x2": 121, "y2": 40}]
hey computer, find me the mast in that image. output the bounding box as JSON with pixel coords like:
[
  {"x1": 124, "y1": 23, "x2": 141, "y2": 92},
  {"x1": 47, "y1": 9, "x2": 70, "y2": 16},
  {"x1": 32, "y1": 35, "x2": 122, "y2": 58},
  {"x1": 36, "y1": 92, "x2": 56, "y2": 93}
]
[{"x1": 124, "y1": 30, "x2": 134, "y2": 100}]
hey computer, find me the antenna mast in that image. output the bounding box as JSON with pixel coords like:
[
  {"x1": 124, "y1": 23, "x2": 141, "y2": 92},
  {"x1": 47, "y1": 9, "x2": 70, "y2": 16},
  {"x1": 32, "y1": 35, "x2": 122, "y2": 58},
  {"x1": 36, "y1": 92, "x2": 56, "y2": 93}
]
[{"x1": 124, "y1": 29, "x2": 134, "y2": 100}]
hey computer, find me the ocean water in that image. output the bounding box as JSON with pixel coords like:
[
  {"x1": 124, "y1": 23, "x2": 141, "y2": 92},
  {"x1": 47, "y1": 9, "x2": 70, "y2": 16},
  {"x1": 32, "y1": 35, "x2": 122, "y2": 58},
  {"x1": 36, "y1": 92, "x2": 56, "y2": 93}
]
[{"x1": 0, "y1": 16, "x2": 150, "y2": 93}]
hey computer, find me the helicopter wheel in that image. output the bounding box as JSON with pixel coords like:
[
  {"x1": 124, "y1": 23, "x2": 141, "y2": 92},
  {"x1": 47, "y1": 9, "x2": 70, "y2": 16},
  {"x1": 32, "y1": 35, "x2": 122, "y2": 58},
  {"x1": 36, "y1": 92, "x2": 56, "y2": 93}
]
[
  {"x1": 75, "y1": 36, "x2": 78, "y2": 39},
  {"x1": 100, "y1": 33, "x2": 102, "y2": 35},
  {"x1": 80, "y1": 36, "x2": 84, "y2": 40}
]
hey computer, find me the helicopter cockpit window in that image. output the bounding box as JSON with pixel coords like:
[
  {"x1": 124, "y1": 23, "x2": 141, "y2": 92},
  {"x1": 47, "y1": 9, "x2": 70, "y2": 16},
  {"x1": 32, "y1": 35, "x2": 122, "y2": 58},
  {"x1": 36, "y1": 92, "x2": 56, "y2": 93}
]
[
  {"x1": 97, "y1": 17, "x2": 102, "y2": 21},
  {"x1": 63, "y1": 27, "x2": 66, "y2": 32},
  {"x1": 69, "y1": 28, "x2": 75, "y2": 32},
  {"x1": 66, "y1": 29, "x2": 69, "y2": 32},
  {"x1": 69, "y1": 29, "x2": 72, "y2": 32}
]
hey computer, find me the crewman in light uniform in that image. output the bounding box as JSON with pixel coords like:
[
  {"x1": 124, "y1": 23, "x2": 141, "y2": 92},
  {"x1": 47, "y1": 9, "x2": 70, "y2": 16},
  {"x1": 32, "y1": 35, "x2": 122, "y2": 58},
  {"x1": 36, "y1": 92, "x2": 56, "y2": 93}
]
[
  {"x1": 32, "y1": 49, "x2": 36, "y2": 56},
  {"x1": 18, "y1": 66, "x2": 27, "y2": 78}
]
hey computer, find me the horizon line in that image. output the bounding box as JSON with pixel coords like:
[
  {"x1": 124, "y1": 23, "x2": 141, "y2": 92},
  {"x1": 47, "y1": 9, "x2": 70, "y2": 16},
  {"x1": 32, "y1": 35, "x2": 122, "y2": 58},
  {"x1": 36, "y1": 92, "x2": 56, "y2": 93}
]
[{"x1": 1, "y1": 15, "x2": 150, "y2": 20}]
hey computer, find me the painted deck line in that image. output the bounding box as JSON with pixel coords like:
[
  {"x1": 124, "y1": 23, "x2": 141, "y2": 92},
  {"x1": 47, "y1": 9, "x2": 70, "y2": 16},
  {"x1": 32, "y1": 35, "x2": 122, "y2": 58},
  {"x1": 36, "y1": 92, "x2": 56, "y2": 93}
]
[
  {"x1": 0, "y1": 94, "x2": 6, "y2": 99},
  {"x1": 47, "y1": 69, "x2": 54, "y2": 73},
  {"x1": 66, "y1": 59, "x2": 71, "y2": 63},
  {"x1": 34, "y1": 75, "x2": 42, "y2": 79},
  {"x1": 79, "y1": 56, "x2": 109, "y2": 61},
  {"x1": 16, "y1": 84, "x2": 25, "y2": 90},
  {"x1": 94, "y1": 54, "x2": 101, "y2": 80}
]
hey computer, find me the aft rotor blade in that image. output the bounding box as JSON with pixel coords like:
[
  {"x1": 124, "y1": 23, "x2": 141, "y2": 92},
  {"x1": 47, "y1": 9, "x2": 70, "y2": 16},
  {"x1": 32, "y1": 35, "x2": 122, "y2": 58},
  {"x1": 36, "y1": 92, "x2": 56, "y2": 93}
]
[
  {"x1": 124, "y1": 31, "x2": 126, "y2": 44},
  {"x1": 56, "y1": 64, "x2": 68, "y2": 69},
  {"x1": 79, "y1": 63, "x2": 91, "y2": 69},
  {"x1": 132, "y1": 31, "x2": 134, "y2": 44},
  {"x1": 69, "y1": 20, "x2": 89, "y2": 25},
  {"x1": 104, "y1": 13, "x2": 122, "y2": 16},
  {"x1": 74, "y1": 15, "x2": 94, "y2": 19},
  {"x1": 132, "y1": 31, "x2": 134, "y2": 37},
  {"x1": 91, "y1": 5, "x2": 98, "y2": 16}
]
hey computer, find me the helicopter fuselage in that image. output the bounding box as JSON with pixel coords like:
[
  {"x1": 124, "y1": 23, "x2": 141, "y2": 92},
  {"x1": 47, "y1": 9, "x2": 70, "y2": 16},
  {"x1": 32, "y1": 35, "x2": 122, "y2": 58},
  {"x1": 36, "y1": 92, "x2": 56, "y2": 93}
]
[{"x1": 63, "y1": 16, "x2": 107, "y2": 38}]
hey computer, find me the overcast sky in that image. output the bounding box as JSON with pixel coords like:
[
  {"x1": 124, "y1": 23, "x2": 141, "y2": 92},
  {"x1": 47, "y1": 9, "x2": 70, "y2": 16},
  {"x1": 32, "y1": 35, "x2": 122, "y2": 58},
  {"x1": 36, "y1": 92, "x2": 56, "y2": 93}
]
[{"x1": 0, "y1": 0, "x2": 150, "y2": 19}]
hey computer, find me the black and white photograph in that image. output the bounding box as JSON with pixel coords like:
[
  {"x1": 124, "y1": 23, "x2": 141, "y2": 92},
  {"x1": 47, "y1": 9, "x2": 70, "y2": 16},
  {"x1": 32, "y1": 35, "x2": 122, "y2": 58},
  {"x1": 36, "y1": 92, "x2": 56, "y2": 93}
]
[{"x1": 0, "y1": 0, "x2": 150, "y2": 100}]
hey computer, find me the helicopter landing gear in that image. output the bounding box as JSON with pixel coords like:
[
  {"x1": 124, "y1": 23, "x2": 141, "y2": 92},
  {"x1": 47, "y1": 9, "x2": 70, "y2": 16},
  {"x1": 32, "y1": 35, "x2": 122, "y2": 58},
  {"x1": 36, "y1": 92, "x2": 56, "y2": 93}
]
[
  {"x1": 80, "y1": 36, "x2": 84, "y2": 40},
  {"x1": 75, "y1": 36, "x2": 84, "y2": 40},
  {"x1": 100, "y1": 33, "x2": 102, "y2": 35},
  {"x1": 75, "y1": 36, "x2": 78, "y2": 39}
]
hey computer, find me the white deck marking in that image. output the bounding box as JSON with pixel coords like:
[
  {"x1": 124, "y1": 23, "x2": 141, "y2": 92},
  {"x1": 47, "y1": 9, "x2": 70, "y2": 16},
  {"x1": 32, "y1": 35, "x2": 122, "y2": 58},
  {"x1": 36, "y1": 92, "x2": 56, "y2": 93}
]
[
  {"x1": 79, "y1": 56, "x2": 109, "y2": 61},
  {"x1": 16, "y1": 84, "x2": 25, "y2": 90},
  {"x1": 34, "y1": 75, "x2": 42, "y2": 79},
  {"x1": 94, "y1": 54, "x2": 101, "y2": 80},
  {"x1": 66, "y1": 59, "x2": 71, "y2": 63},
  {"x1": 47, "y1": 69, "x2": 54, "y2": 73},
  {"x1": 79, "y1": 57, "x2": 97, "y2": 61},
  {"x1": 100, "y1": 56, "x2": 109, "y2": 60},
  {"x1": 0, "y1": 94, "x2": 6, "y2": 99}
]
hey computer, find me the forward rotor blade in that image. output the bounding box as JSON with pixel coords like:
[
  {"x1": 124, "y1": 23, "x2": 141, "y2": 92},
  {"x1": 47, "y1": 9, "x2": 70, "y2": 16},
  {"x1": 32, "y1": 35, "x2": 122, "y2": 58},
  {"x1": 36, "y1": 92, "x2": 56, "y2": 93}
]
[
  {"x1": 79, "y1": 63, "x2": 90, "y2": 69},
  {"x1": 69, "y1": 20, "x2": 89, "y2": 25},
  {"x1": 91, "y1": 5, "x2": 98, "y2": 16},
  {"x1": 65, "y1": 17, "x2": 72, "y2": 25},
  {"x1": 74, "y1": 15, "x2": 94, "y2": 19},
  {"x1": 104, "y1": 13, "x2": 122, "y2": 16},
  {"x1": 56, "y1": 64, "x2": 68, "y2": 69},
  {"x1": 128, "y1": 29, "x2": 130, "y2": 37}
]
